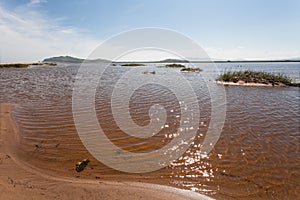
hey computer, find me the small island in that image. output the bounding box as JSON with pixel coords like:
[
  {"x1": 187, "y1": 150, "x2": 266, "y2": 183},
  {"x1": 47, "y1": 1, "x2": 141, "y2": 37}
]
[
  {"x1": 121, "y1": 63, "x2": 145, "y2": 66},
  {"x1": 180, "y1": 67, "x2": 202, "y2": 72},
  {"x1": 163, "y1": 63, "x2": 186, "y2": 68},
  {"x1": 216, "y1": 70, "x2": 299, "y2": 87},
  {"x1": 160, "y1": 63, "x2": 202, "y2": 72}
]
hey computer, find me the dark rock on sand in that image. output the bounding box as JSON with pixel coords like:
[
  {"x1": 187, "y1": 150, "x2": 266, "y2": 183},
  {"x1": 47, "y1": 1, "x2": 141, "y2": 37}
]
[{"x1": 75, "y1": 159, "x2": 90, "y2": 172}]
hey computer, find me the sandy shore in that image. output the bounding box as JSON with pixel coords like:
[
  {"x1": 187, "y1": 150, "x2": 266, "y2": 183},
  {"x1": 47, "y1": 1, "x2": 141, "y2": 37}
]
[{"x1": 0, "y1": 104, "x2": 213, "y2": 200}]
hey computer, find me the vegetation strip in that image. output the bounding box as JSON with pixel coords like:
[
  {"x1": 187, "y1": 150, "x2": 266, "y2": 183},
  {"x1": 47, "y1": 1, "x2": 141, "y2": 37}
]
[
  {"x1": 0, "y1": 63, "x2": 57, "y2": 68},
  {"x1": 216, "y1": 70, "x2": 299, "y2": 87}
]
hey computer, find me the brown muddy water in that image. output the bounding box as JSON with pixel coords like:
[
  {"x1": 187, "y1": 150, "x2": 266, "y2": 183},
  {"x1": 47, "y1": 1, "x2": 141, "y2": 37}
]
[{"x1": 0, "y1": 63, "x2": 299, "y2": 199}]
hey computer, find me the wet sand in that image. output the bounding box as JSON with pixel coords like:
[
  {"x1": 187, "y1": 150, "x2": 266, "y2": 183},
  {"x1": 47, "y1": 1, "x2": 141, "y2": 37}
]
[{"x1": 0, "y1": 104, "x2": 213, "y2": 200}]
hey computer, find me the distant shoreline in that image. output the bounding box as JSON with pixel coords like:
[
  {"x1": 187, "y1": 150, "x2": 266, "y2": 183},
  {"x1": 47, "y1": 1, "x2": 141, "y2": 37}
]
[
  {"x1": 112, "y1": 59, "x2": 300, "y2": 64},
  {"x1": 0, "y1": 63, "x2": 57, "y2": 68},
  {"x1": 183, "y1": 60, "x2": 300, "y2": 63},
  {"x1": 1, "y1": 60, "x2": 299, "y2": 68},
  {"x1": 2, "y1": 54, "x2": 300, "y2": 66},
  {"x1": 2, "y1": 55, "x2": 300, "y2": 65},
  {"x1": 117, "y1": 60, "x2": 300, "y2": 64}
]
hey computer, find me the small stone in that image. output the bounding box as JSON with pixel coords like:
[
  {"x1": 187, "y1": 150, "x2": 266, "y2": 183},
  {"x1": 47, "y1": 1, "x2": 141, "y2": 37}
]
[{"x1": 75, "y1": 159, "x2": 90, "y2": 172}]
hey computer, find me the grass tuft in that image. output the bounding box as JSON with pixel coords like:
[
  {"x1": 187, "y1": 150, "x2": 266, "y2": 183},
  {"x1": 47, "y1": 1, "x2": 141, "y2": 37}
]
[{"x1": 216, "y1": 70, "x2": 293, "y2": 86}]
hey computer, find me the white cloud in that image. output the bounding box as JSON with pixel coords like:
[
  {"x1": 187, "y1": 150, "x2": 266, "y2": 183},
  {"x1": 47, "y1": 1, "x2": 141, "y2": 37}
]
[
  {"x1": 0, "y1": 4, "x2": 100, "y2": 62},
  {"x1": 28, "y1": 0, "x2": 47, "y2": 6},
  {"x1": 0, "y1": 2, "x2": 298, "y2": 63}
]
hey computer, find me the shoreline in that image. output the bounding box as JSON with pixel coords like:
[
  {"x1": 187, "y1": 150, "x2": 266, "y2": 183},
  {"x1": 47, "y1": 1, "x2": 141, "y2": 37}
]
[
  {"x1": 215, "y1": 80, "x2": 287, "y2": 87},
  {"x1": 0, "y1": 63, "x2": 57, "y2": 68},
  {"x1": 0, "y1": 104, "x2": 213, "y2": 200}
]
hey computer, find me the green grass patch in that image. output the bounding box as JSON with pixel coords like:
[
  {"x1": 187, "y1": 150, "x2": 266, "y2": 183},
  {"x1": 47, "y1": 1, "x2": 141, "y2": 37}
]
[{"x1": 216, "y1": 70, "x2": 293, "y2": 86}]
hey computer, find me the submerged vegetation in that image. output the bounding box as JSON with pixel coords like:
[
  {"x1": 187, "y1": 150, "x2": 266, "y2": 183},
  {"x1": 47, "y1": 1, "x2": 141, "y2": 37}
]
[
  {"x1": 121, "y1": 63, "x2": 145, "y2": 66},
  {"x1": 216, "y1": 70, "x2": 298, "y2": 86},
  {"x1": 143, "y1": 70, "x2": 156, "y2": 74}
]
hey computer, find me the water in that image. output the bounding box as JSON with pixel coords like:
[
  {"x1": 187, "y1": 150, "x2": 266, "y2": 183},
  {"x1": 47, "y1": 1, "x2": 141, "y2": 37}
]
[{"x1": 0, "y1": 62, "x2": 299, "y2": 199}]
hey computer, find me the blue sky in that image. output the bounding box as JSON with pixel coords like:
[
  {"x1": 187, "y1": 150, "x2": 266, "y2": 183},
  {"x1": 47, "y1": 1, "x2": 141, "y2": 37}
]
[{"x1": 0, "y1": 0, "x2": 299, "y2": 62}]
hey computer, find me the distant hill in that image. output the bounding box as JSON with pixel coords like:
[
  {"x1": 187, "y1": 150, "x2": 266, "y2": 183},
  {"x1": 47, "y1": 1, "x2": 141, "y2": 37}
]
[
  {"x1": 43, "y1": 55, "x2": 300, "y2": 64},
  {"x1": 43, "y1": 56, "x2": 83, "y2": 63},
  {"x1": 158, "y1": 58, "x2": 189, "y2": 63},
  {"x1": 43, "y1": 56, "x2": 110, "y2": 63}
]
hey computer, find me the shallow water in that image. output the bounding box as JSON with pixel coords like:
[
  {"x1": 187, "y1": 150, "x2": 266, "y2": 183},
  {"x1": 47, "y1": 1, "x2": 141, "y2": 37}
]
[{"x1": 0, "y1": 62, "x2": 299, "y2": 199}]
